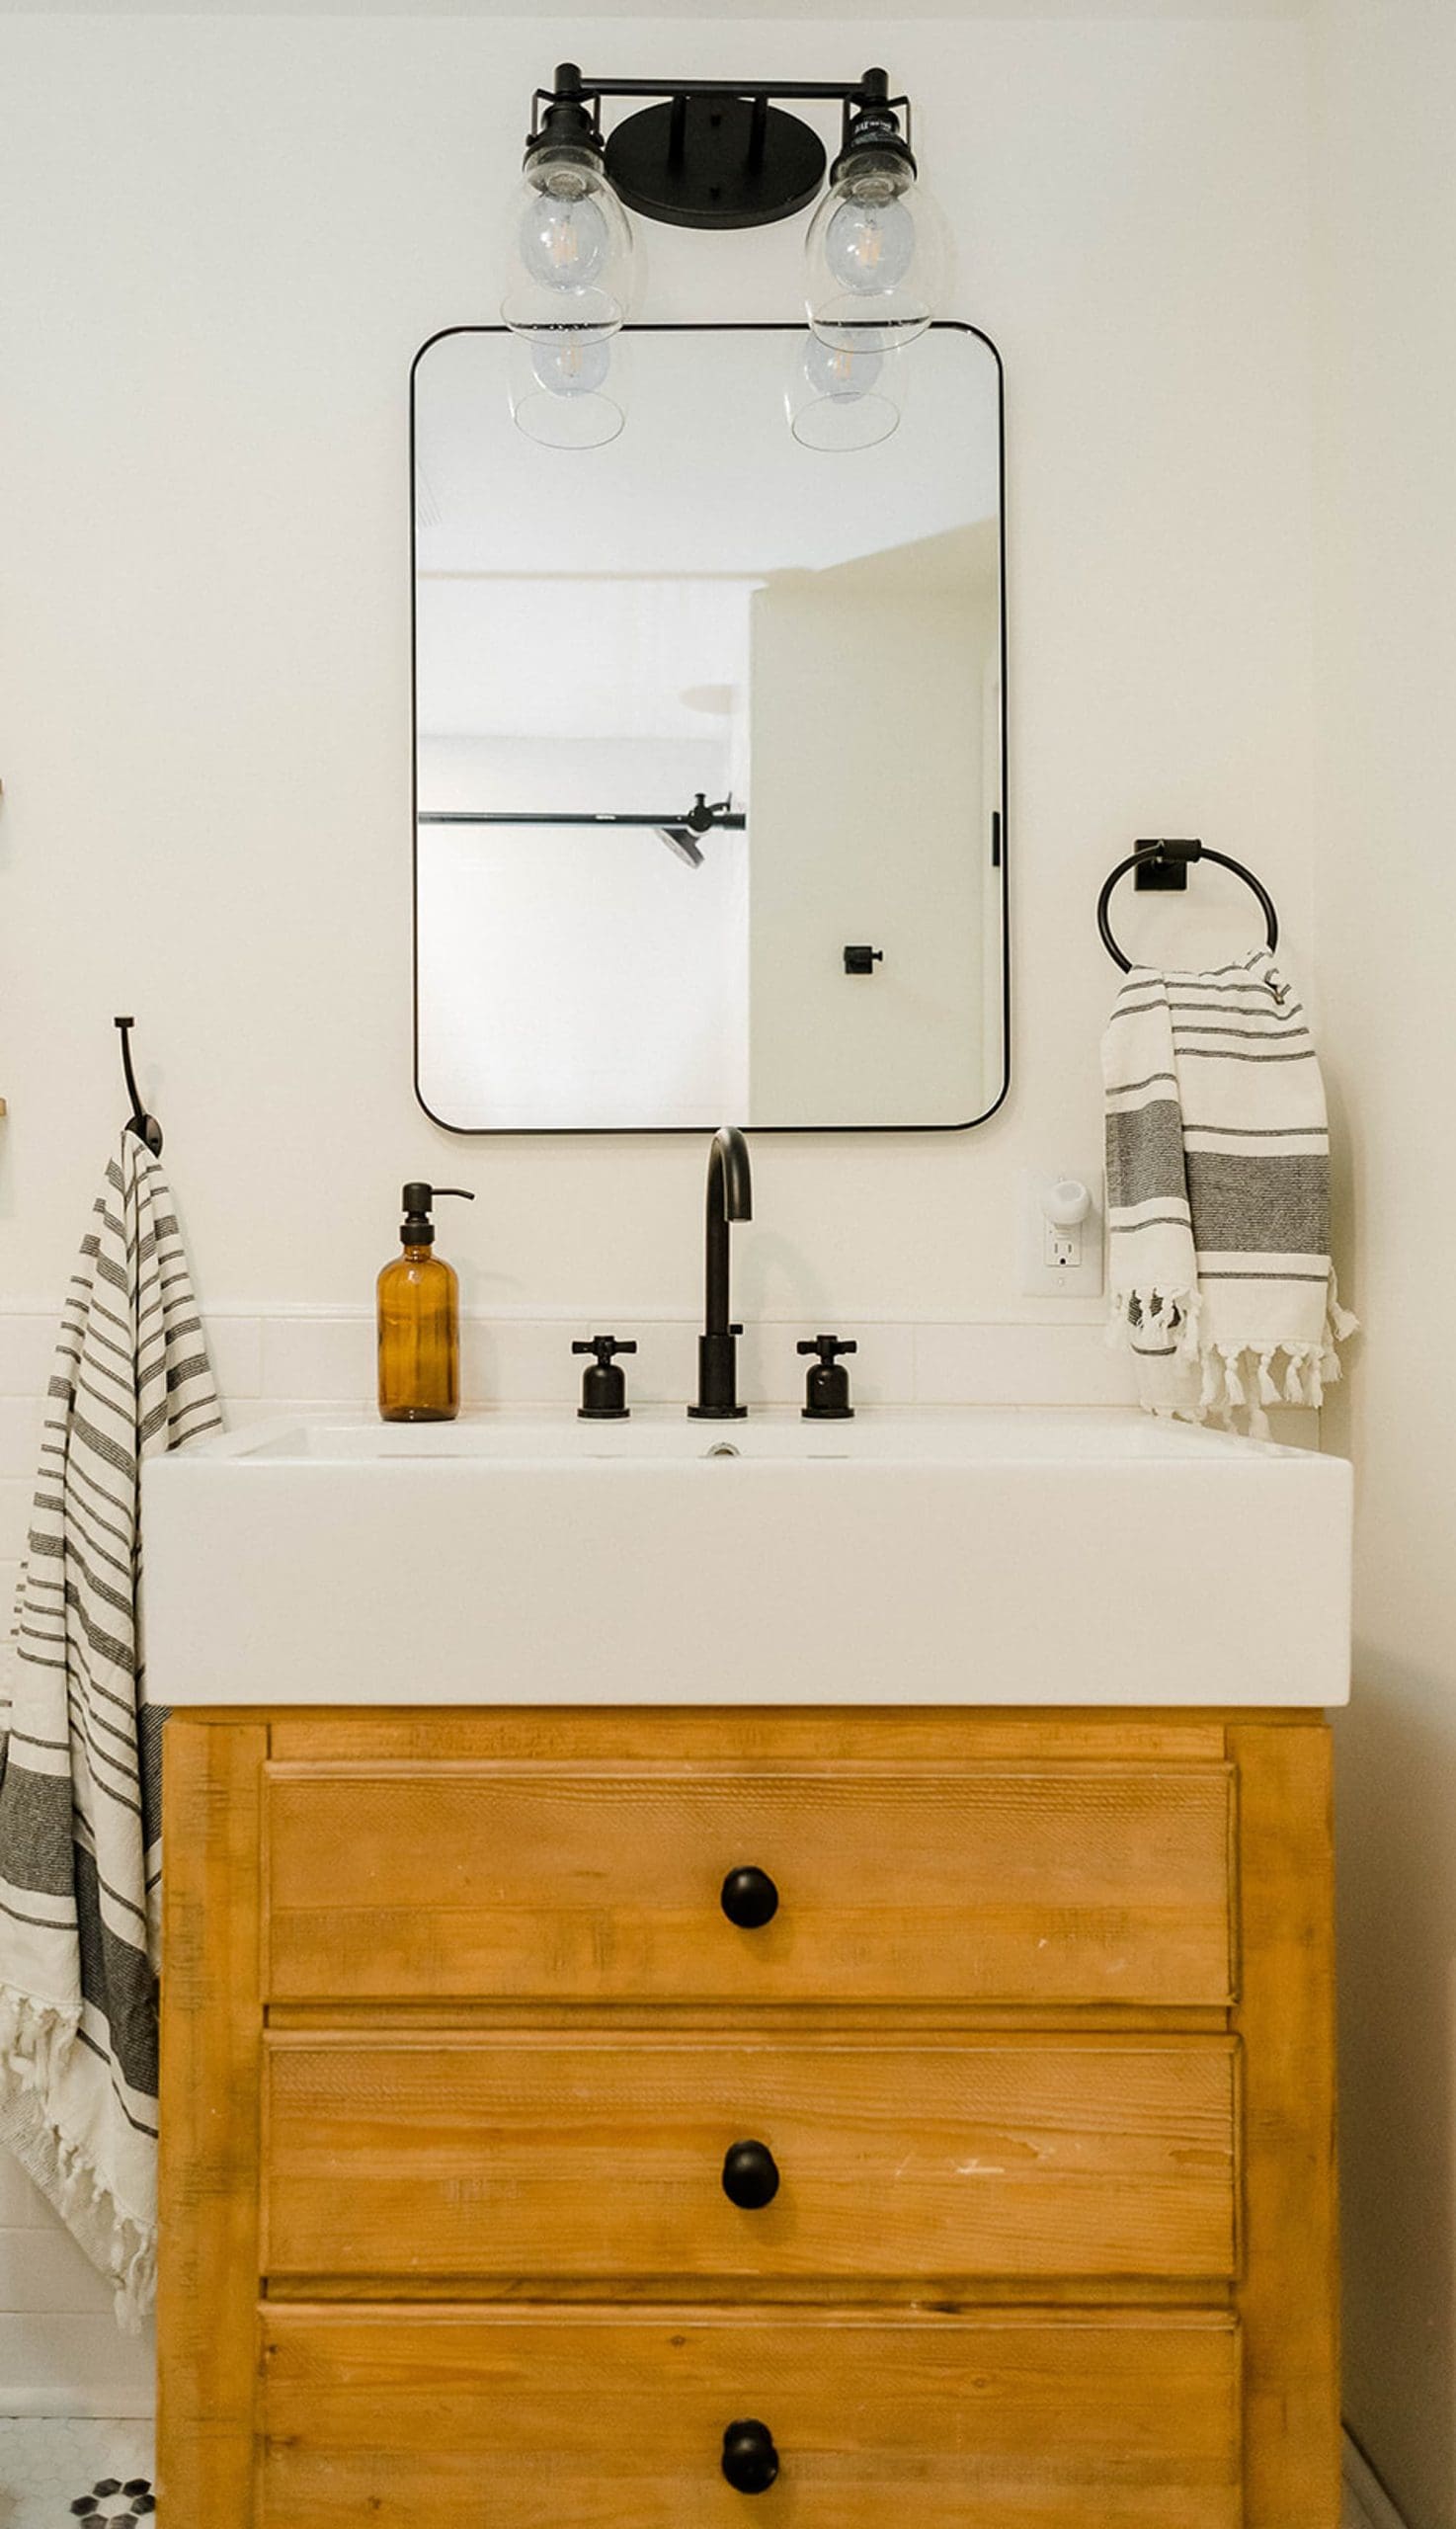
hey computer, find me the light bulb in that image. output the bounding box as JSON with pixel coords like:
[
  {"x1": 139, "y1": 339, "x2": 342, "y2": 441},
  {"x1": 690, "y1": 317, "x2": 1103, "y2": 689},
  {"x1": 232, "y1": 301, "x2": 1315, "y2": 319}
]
[
  {"x1": 530, "y1": 335, "x2": 611, "y2": 397},
  {"x1": 802, "y1": 334, "x2": 884, "y2": 402},
  {"x1": 824, "y1": 186, "x2": 918, "y2": 296},
  {"x1": 518, "y1": 175, "x2": 611, "y2": 293},
  {"x1": 509, "y1": 331, "x2": 626, "y2": 450},
  {"x1": 786, "y1": 330, "x2": 902, "y2": 451},
  {"x1": 501, "y1": 143, "x2": 637, "y2": 346},
  {"x1": 805, "y1": 143, "x2": 947, "y2": 355}
]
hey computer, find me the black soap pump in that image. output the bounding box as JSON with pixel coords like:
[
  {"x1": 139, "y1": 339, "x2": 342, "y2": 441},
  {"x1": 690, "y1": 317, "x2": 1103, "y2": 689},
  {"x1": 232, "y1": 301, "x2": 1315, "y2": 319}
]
[
  {"x1": 797, "y1": 1335, "x2": 857, "y2": 1421},
  {"x1": 572, "y1": 1335, "x2": 638, "y2": 1421}
]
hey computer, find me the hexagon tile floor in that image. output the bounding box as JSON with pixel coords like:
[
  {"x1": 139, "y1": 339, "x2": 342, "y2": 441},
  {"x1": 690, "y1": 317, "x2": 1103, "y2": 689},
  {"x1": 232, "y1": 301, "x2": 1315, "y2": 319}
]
[{"x1": 0, "y1": 2422, "x2": 154, "y2": 2529}]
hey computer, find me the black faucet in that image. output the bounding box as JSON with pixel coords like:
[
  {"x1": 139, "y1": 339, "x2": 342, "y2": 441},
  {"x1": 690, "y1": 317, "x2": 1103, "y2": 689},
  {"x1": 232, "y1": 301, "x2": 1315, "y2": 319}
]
[{"x1": 688, "y1": 1125, "x2": 753, "y2": 1419}]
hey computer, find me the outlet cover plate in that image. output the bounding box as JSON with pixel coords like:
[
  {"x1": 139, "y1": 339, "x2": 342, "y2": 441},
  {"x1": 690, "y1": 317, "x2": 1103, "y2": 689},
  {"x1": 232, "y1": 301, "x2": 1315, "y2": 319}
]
[{"x1": 1022, "y1": 1167, "x2": 1105, "y2": 1298}]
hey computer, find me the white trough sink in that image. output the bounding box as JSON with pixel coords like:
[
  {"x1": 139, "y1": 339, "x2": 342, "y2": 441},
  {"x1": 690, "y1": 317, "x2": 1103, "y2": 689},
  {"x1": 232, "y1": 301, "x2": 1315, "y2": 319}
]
[{"x1": 143, "y1": 1406, "x2": 1351, "y2": 1710}]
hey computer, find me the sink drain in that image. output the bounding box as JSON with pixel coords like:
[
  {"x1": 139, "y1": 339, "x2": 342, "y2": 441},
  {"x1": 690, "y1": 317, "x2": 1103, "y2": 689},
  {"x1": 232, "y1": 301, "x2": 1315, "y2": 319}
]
[{"x1": 704, "y1": 1442, "x2": 741, "y2": 1459}]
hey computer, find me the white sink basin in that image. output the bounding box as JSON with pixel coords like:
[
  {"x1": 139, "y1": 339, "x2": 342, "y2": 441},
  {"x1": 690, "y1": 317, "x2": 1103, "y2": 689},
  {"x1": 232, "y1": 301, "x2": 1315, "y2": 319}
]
[{"x1": 143, "y1": 1406, "x2": 1350, "y2": 1710}]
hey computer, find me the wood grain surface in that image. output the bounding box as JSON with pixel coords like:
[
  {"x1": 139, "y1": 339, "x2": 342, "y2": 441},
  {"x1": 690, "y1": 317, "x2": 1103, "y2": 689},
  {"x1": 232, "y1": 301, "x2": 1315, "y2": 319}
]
[
  {"x1": 265, "y1": 1758, "x2": 1235, "y2": 2006},
  {"x1": 262, "y1": 2029, "x2": 1239, "y2": 2285},
  {"x1": 153, "y1": 1704, "x2": 1336, "y2": 2527},
  {"x1": 156, "y1": 1718, "x2": 267, "y2": 2524},
  {"x1": 258, "y1": 2303, "x2": 1244, "y2": 2529}
]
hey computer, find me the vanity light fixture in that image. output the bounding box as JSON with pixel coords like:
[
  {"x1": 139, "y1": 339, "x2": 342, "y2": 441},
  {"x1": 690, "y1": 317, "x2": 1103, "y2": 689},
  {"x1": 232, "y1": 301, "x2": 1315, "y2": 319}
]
[
  {"x1": 502, "y1": 63, "x2": 946, "y2": 447},
  {"x1": 803, "y1": 80, "x2": 946, "y2": 355},
  {"x1": 502, "y1": 74, "x2": 638, "y2": 347}
]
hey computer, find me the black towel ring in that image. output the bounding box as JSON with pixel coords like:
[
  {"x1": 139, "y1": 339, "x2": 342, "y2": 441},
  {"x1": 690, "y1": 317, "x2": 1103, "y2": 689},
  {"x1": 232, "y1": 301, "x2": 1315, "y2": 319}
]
[
  {"x1": 115, "y1": 1016, "x2": 164, "y2": 1157},
  {"x1": 1096, "y1": 840, "x2": 1279, "y2": 974}
]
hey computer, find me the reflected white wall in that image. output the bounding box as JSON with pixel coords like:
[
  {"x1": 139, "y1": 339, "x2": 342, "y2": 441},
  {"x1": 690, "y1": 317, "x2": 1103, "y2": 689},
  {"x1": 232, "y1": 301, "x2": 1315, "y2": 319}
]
[{"x1": 418, "y1": 820, "x2": 749, "y2": 1130}]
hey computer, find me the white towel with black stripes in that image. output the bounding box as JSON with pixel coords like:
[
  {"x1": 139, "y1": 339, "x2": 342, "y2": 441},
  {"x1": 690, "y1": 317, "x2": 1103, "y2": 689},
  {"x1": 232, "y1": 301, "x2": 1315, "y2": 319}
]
[
  {"x1": 0, "y1": 1134, "x2": 221, "y2": 2325},
  {"x1": 1103, "y1": 946, "x2": 1356, "y2": 1432}
]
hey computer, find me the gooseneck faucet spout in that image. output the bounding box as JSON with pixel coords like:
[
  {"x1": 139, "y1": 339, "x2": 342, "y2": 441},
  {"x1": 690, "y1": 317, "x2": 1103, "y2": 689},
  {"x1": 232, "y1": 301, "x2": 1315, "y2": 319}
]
[{"x1": 688, "y1": 1125, "x2": 753, "y2": 1419}]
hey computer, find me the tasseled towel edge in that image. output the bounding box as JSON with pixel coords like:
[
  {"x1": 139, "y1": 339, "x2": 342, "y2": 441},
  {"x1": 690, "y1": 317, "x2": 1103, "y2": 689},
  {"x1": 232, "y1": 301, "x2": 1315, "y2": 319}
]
[
  {"x1": 1108, "y1": 1287, "x2": 1358, "y2": 1438},
  {"x1": 0, "y1": 1980, "x2": 79, "y2": 2091},
  {"x1": 0, "y1": 1982, "x2": 156, "y2": 2330},
  {"x1": 1105, "y1": 1287, "x2": 1204, "y2": 1390}
]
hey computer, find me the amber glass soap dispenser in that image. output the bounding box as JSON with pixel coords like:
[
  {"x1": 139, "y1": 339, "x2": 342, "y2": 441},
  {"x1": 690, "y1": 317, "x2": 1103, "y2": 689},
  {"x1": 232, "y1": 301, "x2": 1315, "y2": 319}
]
[{"x1": 377, "y1": 1182, "x2": 474, "y2": 1423}]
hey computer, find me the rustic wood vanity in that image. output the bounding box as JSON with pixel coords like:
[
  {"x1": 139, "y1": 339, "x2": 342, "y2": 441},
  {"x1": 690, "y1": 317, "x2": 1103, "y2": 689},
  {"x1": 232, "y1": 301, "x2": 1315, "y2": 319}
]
[{"x1": 156, "y1": 1701, "x2": 1338, "y2": 2527}]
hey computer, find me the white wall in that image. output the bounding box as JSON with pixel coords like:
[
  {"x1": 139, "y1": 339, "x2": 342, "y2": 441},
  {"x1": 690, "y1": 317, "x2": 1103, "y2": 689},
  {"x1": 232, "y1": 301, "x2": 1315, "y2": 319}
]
[
  {"x1": 0, "y1": 12, "x2": 1316, "y2": 1326},
  {"x1": 418, "y1": 819, "x2": 750, "y2": 1127},
  {"x1": 0, "y1": 5, "x2": 1317, "y2": 2420},
  {"x1": 1312, "y1": 5, "x2": 1456, "y2": 2523}
]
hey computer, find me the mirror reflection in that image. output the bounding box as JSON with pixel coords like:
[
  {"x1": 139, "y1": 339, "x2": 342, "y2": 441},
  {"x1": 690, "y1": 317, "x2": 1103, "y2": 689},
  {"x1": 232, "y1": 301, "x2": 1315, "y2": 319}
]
[{"x1": 413, "y1": 323, "x2": 1006, "y2": 1132}]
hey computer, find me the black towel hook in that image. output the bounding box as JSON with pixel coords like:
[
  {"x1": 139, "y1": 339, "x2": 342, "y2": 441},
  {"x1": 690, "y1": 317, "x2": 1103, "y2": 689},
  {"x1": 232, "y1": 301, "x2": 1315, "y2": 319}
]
[
  {"x1": 1096, "y1": 839, "x2": 1279, "y2": 973},
  {"x1": 115, "y1": 1017, "x2": 163, "y2": 1156}
]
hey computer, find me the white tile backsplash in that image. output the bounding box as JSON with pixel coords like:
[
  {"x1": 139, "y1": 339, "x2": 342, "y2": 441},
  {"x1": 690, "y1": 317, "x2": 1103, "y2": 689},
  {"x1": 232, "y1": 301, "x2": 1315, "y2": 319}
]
[
  {"x1": 234, "y1": 1310, "x2": 1138, "y2": 1415},
  {"x1": 0, "y1": 2156, "x2": 49, "y2": 2231},
  {"x1": 0, "y1": 2315, "x2": 156, "y2": 2418},
  {"x1": 0, "y1": 1477, "x2": 36, "y2": 1543},
  {"x1": 0, "y1": 2226, "x2": 121, "y2": 2318},
  {"x1": 259, "y1": 1311, "x2": 375, "y2": 1404},
  {"x1": 199, "y1": 1313, "x2": 264, "y2": 1400},
  {"x1": 912, "y1": 1320, "x2": 1132, "y2": 1407},
  {"x1": 0, "y1": 1315, "x2": 59, "y2": 1399},
  {"x1": 0, "y1": 1397, "x2": 44, "y2": 1483},
  {"x1": 0, "y1": 1305, "x2": 1328, "y2": 1441}
]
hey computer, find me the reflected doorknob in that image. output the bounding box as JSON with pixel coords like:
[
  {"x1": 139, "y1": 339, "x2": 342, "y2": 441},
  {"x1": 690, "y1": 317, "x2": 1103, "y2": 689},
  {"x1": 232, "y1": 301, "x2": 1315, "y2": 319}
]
[
  {"x1": 721, "y1": 2418, "x2": 779, "y2": 2494},
  {"x1": 720, "y1": 1866, "x2": 778, "y2": 1928},
  {"x1": 722, "y1": 2139, "x2": 780, "y2": 2209}
]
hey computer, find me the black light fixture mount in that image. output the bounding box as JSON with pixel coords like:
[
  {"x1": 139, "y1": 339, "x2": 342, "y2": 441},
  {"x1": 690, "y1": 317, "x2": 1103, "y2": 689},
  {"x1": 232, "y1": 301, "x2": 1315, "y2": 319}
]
[{"x1": 526, "y1": 62, "x2": 914, "y2": 235}]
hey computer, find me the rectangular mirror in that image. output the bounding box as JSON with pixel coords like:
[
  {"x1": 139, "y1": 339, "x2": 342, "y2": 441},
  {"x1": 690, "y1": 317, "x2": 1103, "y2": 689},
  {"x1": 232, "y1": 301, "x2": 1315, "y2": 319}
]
[{"x1": 412, "y1": 322, "x2": 1007, "y2": 1133}]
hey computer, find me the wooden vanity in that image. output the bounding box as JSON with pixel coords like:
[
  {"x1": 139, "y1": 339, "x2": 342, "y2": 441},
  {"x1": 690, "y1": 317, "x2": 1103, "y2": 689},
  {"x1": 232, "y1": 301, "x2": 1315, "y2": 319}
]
[{"x1": 157, "y1": 1704, "x2": 1338, "y2": 2526}]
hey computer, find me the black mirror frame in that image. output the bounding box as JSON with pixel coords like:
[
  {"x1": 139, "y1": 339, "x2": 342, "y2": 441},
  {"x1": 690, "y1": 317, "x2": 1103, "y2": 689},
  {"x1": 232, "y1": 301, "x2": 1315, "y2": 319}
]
[{"x1": 409, "y1": 318, "x2": 1010, "y2": 1137}]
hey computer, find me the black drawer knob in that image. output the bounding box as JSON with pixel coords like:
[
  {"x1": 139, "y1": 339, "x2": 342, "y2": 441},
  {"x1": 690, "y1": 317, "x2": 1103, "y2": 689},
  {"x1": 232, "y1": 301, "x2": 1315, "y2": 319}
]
[
  {"x1": 721, "y1": 1866, "x2": 778, "y2": 1929},
  {"x1": 722, "y1": 2139, "x2": 780, "y2": 2209},
  {"x1": 721, "y1": 2418, "x2": 779, "y2": 2494}
]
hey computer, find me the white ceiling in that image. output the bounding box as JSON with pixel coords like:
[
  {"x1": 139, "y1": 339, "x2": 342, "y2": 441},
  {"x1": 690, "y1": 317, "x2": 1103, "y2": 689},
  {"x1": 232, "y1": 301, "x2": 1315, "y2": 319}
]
[{"x1": 0, "y1": 1, "x2": 1315, "y2": 18}]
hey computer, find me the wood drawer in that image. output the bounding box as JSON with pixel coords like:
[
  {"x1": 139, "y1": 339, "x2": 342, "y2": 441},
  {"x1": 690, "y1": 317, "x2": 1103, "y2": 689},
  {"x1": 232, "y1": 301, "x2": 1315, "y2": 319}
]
[
  {"x1": 258, "y1": 2305, "x2": 1243, "y2": 2528},
  {"x1": 263, "y1": 1760, "x2": 1236, "y2": 2005},
  {"x1": 263, "y1": 2031, "x2": 1238, "y2": 2285}
]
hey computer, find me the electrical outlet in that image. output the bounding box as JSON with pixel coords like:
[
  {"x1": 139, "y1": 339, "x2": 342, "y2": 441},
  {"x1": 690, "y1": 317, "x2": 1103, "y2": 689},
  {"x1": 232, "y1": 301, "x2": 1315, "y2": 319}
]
[{"x1": 1023, "y1": 1168, "x2": 1104, "y2": 1297}]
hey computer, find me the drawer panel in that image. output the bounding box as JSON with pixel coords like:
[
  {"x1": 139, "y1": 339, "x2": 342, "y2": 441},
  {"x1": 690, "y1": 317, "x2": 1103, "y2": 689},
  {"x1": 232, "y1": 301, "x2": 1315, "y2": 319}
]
[
  {"x1": 258, "y1": 2306, "x2": 1243, "y2": 2529},
  {"x1": 264, "y1": 1761, "x2": 1235, "y2": 2005},
  {"x1": 263, "y1": 2032, "x2": 1238, "y2": 2284}
]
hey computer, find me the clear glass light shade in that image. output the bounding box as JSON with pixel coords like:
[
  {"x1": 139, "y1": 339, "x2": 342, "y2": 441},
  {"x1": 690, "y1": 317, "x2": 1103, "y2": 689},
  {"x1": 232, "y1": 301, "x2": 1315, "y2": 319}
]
[
  {"x1": 785, "y1": 331, "x2": 905, "y2": 451},
  {"x1": 501, "y1": 146, "x2": 637, "y2": 346},
  {"x1": 508, "y1": 330, "x2": 628, "y2": 450},
  {"x1": 805, "y1": 148, "x2": 948, "y2": 355}
]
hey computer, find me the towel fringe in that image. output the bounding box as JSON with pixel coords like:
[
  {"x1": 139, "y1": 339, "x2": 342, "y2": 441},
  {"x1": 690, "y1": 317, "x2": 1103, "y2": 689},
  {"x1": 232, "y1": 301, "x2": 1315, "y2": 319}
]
[
  {"x1": 0, "y1": 1987, "x2": 156, "y2": 2328},
  {"x1": 1108, "y1": 1319, "x2": 1356, "y2": 1437},
  {"x1": 1328, "y1": 1268, "x2": 1359, "y2": 1346},
  {"x1": 0, "y1": 1982, "x2": 80, "y2": 2091}
]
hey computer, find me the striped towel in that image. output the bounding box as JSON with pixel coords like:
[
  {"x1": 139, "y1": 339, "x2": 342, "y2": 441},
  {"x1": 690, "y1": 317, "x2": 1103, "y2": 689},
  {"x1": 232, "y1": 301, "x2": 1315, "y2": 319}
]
[
  {"x1": 1103, "y1": 946, "x2": 1356, "y2": 1432},
  {"x1": 0, "y1": 1135, "x2": 220, "y2": 2325}
]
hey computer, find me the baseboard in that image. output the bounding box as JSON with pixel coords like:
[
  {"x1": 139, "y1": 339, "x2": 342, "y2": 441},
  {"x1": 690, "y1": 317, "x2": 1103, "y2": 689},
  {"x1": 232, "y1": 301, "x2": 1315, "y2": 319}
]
[
  {"x1": 0, "y1": 2390, "x2": 154, "y2": 2420},
  {"x1": 1344, "y1": 2430, "x2": 1410, "y2": 2529}
]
